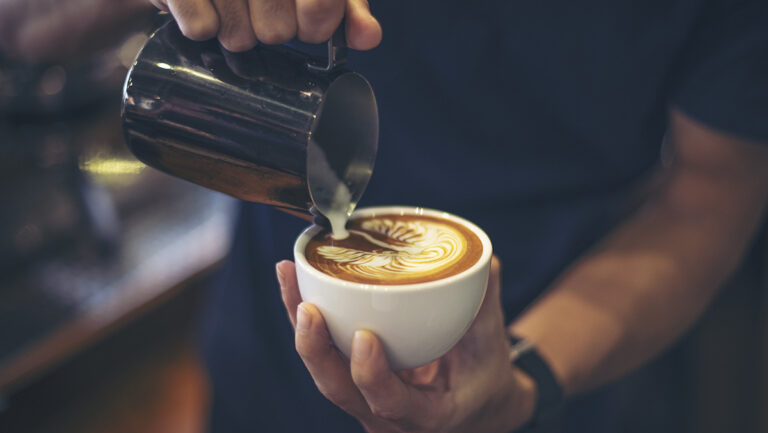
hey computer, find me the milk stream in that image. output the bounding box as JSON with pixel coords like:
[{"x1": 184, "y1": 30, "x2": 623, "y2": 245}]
[
  {"x1": 307, "y1": 138, "x2": 353, "y2": 239},
  {"x1": 325, "y1": 182, "x2": 351, "y2": 240}
]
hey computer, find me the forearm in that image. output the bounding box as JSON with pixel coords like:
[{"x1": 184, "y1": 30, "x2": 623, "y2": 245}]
[{"x1": 511, "y1": 111, "x2": 768, "y2": 395}]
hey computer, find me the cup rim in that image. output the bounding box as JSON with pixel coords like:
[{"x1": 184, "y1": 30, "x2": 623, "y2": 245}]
[{"x1": 293, "y1": 206, "x2": 493, "y2": 291}]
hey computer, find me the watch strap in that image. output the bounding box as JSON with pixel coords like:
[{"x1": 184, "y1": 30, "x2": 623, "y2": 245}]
[{"x1": 509, "y1": 335, "x2": 564, "y2": 433}]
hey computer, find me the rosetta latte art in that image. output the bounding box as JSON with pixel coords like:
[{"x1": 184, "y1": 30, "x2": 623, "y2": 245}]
[{"x1": 315, "y1": 218, "x2": 468, "y2": 283}]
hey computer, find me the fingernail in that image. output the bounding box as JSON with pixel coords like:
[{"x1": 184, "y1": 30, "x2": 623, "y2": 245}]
[
  {"x1": 297, "y1": 304, "x2": 312, "y2": 331},
  {"x1": 353, "y1": 330, "x2": 373, "y2": 361}
]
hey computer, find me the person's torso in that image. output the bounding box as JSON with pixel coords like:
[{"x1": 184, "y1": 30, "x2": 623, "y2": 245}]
[
  {"x1": 334, "y1": 0, "x2": 709, "y2": 313},
  {"x1": 208, "y1": 2, "x2": 717, "y2": 431}
]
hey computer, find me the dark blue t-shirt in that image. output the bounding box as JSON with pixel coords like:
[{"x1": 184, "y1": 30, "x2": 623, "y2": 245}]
[{"x1": 202, "y1": 1, "x2": 768, "y2": 432}]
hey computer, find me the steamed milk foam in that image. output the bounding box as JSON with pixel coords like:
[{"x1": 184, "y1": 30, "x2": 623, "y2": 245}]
[{"x1": 305, "y1": 214, "x2": 483, "y2": 285}]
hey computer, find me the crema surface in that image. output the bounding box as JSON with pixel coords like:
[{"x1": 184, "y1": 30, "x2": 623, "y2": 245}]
[{"x1": 305, "y1": 214, "x2": 483, "y2": 285}]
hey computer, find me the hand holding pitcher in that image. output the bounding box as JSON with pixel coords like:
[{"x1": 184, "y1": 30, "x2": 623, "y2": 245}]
[{"x1": 150, "y1": 0, "x2": 382, "y2": 51}]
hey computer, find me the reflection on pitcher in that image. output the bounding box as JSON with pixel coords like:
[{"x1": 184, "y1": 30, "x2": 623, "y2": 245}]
[{"x1": 122, "y1": 21, "x2": 378, "y2": 225}]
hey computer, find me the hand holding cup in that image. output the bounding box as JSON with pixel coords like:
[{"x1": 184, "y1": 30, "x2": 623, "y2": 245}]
[{"x1": 276, "y1": 206, "x2": 536, "y2": 432}]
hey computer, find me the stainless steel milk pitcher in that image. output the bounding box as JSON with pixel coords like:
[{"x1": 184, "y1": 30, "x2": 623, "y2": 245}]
[{"x1": 122, "y1": 20, "x2": 379, "y2": 220}]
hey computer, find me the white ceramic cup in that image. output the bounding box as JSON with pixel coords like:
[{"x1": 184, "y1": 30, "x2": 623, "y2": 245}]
[{"x1": 293, "y1": 206, "x2": 493, "y2": 370}]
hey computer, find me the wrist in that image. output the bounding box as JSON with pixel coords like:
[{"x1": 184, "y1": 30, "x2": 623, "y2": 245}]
[{"x1": 506, "y1": 335, "x2": 565, "y2": 432}]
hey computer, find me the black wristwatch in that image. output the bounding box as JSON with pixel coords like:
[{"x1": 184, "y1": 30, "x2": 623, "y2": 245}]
[{"x1": 508, "y1": 336, "x2": 564, "y2": 433}]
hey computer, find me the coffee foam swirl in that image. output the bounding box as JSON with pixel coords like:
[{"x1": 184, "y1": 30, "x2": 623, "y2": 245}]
[{"x1": 306, "y1": 215, "x2": 482, "y2": 285}]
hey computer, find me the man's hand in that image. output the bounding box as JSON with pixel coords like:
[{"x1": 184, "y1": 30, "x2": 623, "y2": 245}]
[
  {"x1": 151, "y1": 0, "x2": 382, "y2": 51},
  {"x1": 275, "y1": 257, "x2": 536, "y2": 433}
]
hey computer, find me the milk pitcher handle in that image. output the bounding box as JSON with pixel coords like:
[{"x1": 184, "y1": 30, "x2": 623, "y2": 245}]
[{"x1": 307, "y1": 24, "x2": 348, "y2": 72}]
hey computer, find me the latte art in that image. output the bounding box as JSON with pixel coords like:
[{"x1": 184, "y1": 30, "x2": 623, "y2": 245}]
[
  {"x1": 305, "y1": 214, "x2": 483, "y2": 285},
  {"x1": 318, "y1": 219, "x2": 465, "y2": 279}
]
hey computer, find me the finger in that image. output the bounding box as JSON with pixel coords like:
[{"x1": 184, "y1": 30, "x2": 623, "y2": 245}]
[
  {"x1": 350, "y1": 330, "x2": 437, "y2": 427},
  {"x1": 454, "y1": 256, "x2": 505, "y2": 359},
  {"x1": 165, "y1": 0, "x2": 219, "y2": 40},
  {"x1": 477, "y1": 255, "x2": 502, "y2": 317},
  {"x1": 276, "y1": 260, "x2": 302, "y2": 329},
  {"x1": 295, "y1": 303, "x2": 373, "y2": 420},
  {"x1": 212, "y1": 0, "x2": 257, "y2": 51},
  {"x1": 296, "y1": 0, "x2": 345, "y2": 44},
  {"x1": 249, "y1": 0, "x2": 297, "y2": 44},
  {"x1": 345, "y1": 0, "x2": 381, "y2": 50}
]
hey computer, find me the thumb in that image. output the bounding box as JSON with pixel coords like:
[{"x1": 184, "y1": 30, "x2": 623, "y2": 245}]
[
  {"x1": 345, "y1": 0, "x2": 382, "y2": 50},
  {"x1": 477, "y1": 255, "x2": 503, "y2": 318}
]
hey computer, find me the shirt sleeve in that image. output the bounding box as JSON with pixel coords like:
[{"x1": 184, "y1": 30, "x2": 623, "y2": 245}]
[{"x1": 672, "y1": 0, "x2": 768, "y2": 143}]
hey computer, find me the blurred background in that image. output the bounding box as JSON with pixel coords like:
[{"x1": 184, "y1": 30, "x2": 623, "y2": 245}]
[
  {"x1": 0, "y1": 4, "x2": 233, "y2": 432},
  {"x1": 0, "y1": 3, "x2": 766, "y2": 433}
]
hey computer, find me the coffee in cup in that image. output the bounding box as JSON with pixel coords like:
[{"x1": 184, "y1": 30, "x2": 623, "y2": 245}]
[{"x1": 305, "y1": 214, "x2": 483, "y2": 285}]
